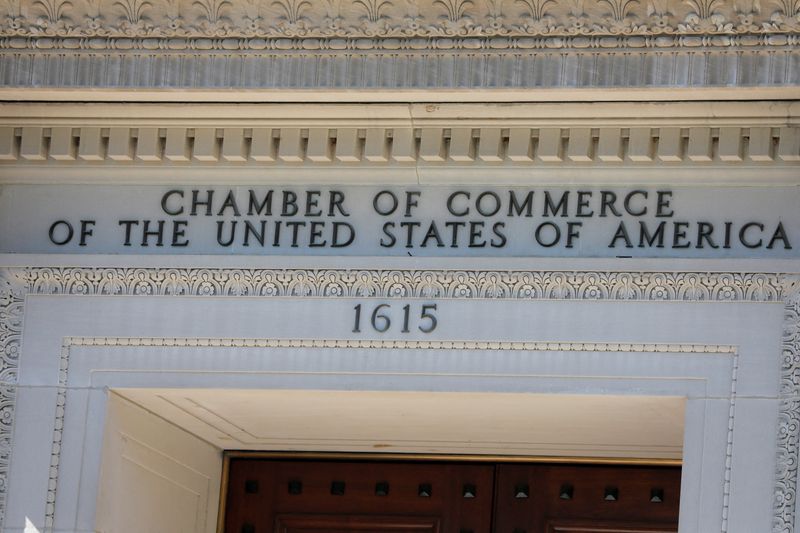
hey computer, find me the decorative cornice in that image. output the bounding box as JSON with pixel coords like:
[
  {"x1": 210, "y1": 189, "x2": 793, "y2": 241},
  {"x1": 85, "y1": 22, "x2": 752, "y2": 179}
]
[
  {"x1": 1, "y1": 0, "x2": 799, "y2": 41},
  {"x1": 0, "y1": 267, "x2": 798, "y2": 531}
]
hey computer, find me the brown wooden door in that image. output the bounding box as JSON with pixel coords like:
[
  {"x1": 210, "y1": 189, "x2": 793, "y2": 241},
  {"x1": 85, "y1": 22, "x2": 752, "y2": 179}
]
[
  {"x1": 493, "y1": 464, "x2": 681, "y2": 533},
  {"x1": 223, "y1": 459, "x2": 680, "y2": 533},
  {"x1": 273, "y1": 515, "x2": 442, "y2": 533}
]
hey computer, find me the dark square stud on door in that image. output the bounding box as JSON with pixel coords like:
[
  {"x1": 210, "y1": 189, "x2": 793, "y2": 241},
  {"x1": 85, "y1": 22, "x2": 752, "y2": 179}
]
[
  {"x1": 244, "y1": 479, "x2": 259, "y2": 494},
  {"x1": 462, "y1": 484, "x2": 477, "y2": 498},
  {"x1": 559, "y1": 484, "x2": 574, "y2": 500},
  {"x1": 331, "y1": 481, "x2": 346, "y2": 495},
  {"x1": 650, "y1": 488, "x2": 664, "y2": 502},
  {"x1": 514, "y1": 484, "x2": 529, "y2": 498},
  {"x1": 418, "y1": 483, "x2": 432, "y2": 497},
  {"x1": 288, "y1": 480, "x2": 302, "y2": 495},
  {"x1": 241, "y1": 523, "x2": 255, "y2": 533},
  {"x1": 375, "y1": 481, "x2": 390, "y2": 496},
  {"x1": 604, "y1": 486, "x2": 619, "y2": 501}
]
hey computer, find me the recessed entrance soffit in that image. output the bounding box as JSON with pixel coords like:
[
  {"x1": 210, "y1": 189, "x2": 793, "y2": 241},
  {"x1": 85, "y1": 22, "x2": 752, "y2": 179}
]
[{"x1": 115, "y1": 389, "x2": 686, "y2": 459}]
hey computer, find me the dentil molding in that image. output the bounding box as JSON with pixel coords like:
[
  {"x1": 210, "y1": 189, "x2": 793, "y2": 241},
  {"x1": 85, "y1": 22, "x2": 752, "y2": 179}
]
[
  {"x1": 0, "y1": 268, "x2": 799, "y2": 530},
  {"x1": 1, "y1": 101, "x2": 798, "y2": 183},
  {"x1": 3, "y1": 124, "x2": 800, "y2": 165}
]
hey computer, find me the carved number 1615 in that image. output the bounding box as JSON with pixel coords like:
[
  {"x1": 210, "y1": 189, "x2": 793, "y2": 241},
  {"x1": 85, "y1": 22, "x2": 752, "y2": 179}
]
[{"x1": 352, "y1": 303, "x2": 438, "y2": 334}]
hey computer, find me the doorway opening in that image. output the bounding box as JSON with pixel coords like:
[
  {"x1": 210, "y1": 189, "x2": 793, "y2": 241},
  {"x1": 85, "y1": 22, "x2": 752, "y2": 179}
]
[
  {"x1": 97, "y1": 390, "x2": 684, "y2": 532},
  {"x1": 222, "y1": 455, "x2": 681, "y2": 533}
]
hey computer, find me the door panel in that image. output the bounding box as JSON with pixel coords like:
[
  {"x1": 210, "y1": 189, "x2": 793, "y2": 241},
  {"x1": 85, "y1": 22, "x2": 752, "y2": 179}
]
[
  {"x1": 546, "y1": 521, "x2": 678, "y2": 533},
  {"x1": 223, "y1": 459, "x2": 680, "y2": 533},
  {"x1": 274, "y1": 514, "x2": 440, "y2": 532},
  {"x1": 494, "y1": 464, "x2": 681, "y2": 533},
  {"x1": 225, "y1": 460, "x2": 494, "y2": 533}
]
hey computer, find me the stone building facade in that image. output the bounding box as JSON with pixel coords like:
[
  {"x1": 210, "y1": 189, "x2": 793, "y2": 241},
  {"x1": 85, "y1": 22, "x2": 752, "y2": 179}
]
[{"x1": 0, "y1": 0, "x2": 799, "y2": 531}]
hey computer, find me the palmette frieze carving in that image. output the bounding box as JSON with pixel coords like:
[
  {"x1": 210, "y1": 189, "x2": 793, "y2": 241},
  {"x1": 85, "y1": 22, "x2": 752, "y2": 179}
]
[
  {"x1": 777, "y1": 277, "x2": 800, "y2": 533},
  {"x1": 0, "y1": 268, "x2": 26, "y2": 529},
  {"x1": 16, "y1": 268, "x2": 787, "y2": 301},
  {"x1": 776, "y1": 395, "x2": 800, "y2": 533},
  {"x1": 782, "y1": 276, "x2": 800, "y2": 398},
  {"x1": 1, "y1": 0, "x2": 799, "y2": 43},
  {"x1": 0, "y1": 270, "x2": 25, "y2": 385},
  {"x1": 0, "y1": 385, "x2": 13, "y2": 530},
  {"x1": 784, "y1": 275, "x2": 800, "y2": 305}
]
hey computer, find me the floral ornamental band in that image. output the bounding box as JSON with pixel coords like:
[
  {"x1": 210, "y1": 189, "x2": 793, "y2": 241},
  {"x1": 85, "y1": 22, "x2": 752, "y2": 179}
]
[{"x1": 1, "y1": 0, "x2": 798, "y2": 39}]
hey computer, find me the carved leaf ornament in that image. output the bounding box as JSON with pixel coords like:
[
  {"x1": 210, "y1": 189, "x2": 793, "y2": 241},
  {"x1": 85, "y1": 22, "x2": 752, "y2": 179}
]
[{"x1": 1, "y1": 0, "x2": 799, "y2": 38}]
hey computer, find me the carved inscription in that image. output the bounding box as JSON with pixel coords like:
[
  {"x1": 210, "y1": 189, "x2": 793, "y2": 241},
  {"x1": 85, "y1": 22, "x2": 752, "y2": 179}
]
[
  {"x1": 0, "y1": 185, "x2": 795, "y2": 257},
  {"x1": 352, "y1": 303, "x2": 438, "y2": 334}
]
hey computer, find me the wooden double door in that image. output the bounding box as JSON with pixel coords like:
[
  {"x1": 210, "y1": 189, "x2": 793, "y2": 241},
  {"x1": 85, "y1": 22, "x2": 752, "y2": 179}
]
[{"x1": 223, "y1": 458, "x2": 681, "y2": 533}]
